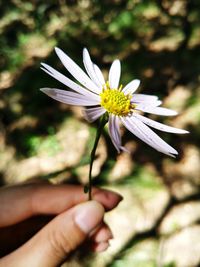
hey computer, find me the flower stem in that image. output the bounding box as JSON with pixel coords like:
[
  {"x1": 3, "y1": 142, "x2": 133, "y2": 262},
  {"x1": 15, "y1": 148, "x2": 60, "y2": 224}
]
[{"x1": 88, "y1": 113, "x2": 108, "y2": 201}]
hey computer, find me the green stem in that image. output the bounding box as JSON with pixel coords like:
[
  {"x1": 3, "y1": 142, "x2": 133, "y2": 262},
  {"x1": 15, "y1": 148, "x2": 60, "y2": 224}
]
[{"x1": 88, "y1": 113, "x2": 108, "y2": 200}]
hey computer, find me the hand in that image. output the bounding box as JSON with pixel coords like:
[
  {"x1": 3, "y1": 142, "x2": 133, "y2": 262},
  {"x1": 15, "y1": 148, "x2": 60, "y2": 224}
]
[{"x1": 0, "y1": 180, "x2": 122, "y2": 267}]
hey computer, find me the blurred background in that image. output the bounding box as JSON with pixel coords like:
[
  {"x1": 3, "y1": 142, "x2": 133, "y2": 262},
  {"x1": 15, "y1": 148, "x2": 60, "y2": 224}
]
[{"x1": 0, "y1": 0, "x2": 200, "y2": 266}]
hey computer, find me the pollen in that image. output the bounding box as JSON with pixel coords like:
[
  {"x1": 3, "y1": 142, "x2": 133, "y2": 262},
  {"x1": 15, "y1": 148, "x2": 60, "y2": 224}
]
[{"x1": 100, "y1": 82, "x2": 135, "y2": 116}]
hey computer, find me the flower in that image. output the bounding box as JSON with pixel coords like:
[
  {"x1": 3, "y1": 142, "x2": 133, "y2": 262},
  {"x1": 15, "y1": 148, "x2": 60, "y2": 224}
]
[{"x1": 40, "y1": 47, "x2": 188, "y2": 157}]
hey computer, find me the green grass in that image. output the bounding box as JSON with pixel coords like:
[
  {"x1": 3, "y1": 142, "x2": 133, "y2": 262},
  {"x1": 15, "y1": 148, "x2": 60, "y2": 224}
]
[{"x1": 25, "y1": 127, "x2": 61, "y2": 157}]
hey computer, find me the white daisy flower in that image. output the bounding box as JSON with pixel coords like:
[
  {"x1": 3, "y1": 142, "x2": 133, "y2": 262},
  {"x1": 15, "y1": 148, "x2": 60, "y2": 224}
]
[{"x1": 40, "y1": 47, "x2": 188, "y2": 157}]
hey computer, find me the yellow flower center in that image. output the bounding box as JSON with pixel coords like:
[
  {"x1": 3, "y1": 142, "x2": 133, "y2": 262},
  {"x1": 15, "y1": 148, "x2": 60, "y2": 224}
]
[{"x1": 100, "y1": 82, "x2": 135, "y2": 116}]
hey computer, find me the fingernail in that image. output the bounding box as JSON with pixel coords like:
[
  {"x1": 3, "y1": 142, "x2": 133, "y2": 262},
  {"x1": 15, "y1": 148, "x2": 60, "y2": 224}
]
[
  {"x1": 117, "y1": 193, "x2": 123, "y2": 202},
  {"x1": 94, "y1": 228, "x2": 114, "y2": 243},
  {"x1": 74, "y1": 201, "x2": 104, "y2": 234},
  {"x1": 97, "y1": 189, "x2": 123, "y2": 201},
  {"x1": 95, "y1": 242, "x2": 110, "y2": 252}
]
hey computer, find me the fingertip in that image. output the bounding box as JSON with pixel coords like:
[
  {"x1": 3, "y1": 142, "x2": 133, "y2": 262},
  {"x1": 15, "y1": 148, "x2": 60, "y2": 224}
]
[
  {"x1": 94, "y1": 189, "x2": 123, "y2": 211},
  {"x1": 92, "y1": 241, "x2": 110, "y2": 252},
  {"x1": 92, "y1": 225, "x2": 113, "y2": 243}
]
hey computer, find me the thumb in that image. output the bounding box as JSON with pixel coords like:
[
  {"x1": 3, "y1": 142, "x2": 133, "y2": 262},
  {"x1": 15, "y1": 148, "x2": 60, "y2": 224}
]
[{"x1": 1, "y1": 201, "x2": 104, "y2": 267}]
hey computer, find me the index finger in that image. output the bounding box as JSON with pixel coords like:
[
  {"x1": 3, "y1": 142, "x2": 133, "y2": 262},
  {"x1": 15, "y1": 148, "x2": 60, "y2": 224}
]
[{"x1": 0, "y1": 183, "x2": 123, "y2": 227}]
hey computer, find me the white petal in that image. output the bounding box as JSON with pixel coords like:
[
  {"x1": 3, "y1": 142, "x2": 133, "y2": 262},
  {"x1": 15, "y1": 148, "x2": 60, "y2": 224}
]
[
  {"x1": 55, "y1": 47, "x2": 100, "y2": 94},
  {"x1": 93, "y1": 64, "x2": 105, "y2": 86},
  {"x1": 132, "y1": 94, "x2": 158, "y2": 103},
  {"x1": 123, "y1": 79, "x2": 140, "y2": 95},
  {"x1": 83, "y1": 48, "x2": 102, "y2": 88},
  {"x1": 109, "y1": 59, "x2": 121, "y2": 89},
  {"x1": 135, "y1": 100, "x2": 163, "y2": 110},
  {"x1": 108, "y1": 115, "x2": 128, "y2": 153},
  {"x1": 41, "y1": 63, "x2": 100, "y2": 102},
  {"x1": 40, "y1": 88, "x2": 99, "y2": 106},
  {"x1": 136, "y1": 105, "x2": 178, "y2": 116},
  {"x1": 108, "y1": 115, "x2": 121, "y2": 153},
  {"x1": 84, "y1": 107, "x2": 106, "y2": 122},
  {"x1": 121, "y1": 116, "x2": 178, "y2": 157},
  {"x1": 153, "y1": 100, "x2": 162, "y2": 107},
  {"x1": 134, "y1": 114, "x2": 189, "y2": 134}
]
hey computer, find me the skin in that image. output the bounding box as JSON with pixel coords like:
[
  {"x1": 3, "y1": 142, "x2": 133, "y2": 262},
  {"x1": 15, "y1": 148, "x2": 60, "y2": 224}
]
[{"x1": 0, "y1": 180, "x2": 123, "y2": 267}]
